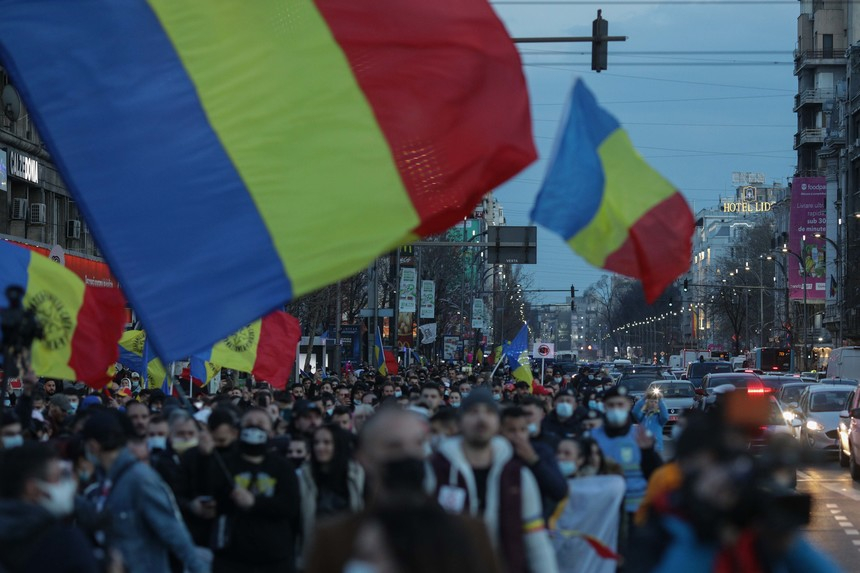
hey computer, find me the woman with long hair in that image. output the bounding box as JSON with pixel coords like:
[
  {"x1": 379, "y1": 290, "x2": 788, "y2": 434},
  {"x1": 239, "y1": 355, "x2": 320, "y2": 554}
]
[{"x1": 298, "y1": 424, "x2": 364, "y2": 560}]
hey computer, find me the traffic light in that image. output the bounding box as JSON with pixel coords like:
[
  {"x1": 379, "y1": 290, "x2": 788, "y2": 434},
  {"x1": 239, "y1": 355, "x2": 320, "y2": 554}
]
[
  {"x1": 570, "y1": 285, "x2": 576, "y2": 312},
  {"x1": 668, "y1": 297, "x2": 673, "y2": 307},
  {"x1": 683, "y1": 279, "x2": 689, "y2": 292},
  {"x1": 592, "y1": 10, "x2": 608, "y2": 72}
]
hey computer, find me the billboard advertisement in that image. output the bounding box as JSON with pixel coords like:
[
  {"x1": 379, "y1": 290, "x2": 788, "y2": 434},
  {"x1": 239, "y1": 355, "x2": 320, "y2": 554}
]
[
  {"x1": 398, "y1": 268, "x2": 417, "y2": 313},
  {"x1": 339, "y1": 325, "x2": 362, "y2": 363},
  {"x1": 420, "y1": 280, "x2": 435, "y2": 319},
  {"x1": 789, "y1": 177, "x2": 826, "y2": 300},
  {"x1": 0, "y1": 149, "x2": 7, "y2": 192}
]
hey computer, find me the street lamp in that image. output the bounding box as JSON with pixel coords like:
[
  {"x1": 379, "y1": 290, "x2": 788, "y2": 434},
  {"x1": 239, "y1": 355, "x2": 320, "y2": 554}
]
[
  {"x1": 813, "y1": 232, "x2": 842, "y2": 347},
  {"x1": 782, "y1": 244, "x2": 808, "y2": 371}
]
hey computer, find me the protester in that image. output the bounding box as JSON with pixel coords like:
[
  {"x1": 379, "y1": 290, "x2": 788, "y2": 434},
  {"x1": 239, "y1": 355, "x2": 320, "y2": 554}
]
[
  {"x1": 632, "y1": 389, "x2": 670, "y2": 454},
  {"x1": 543, "y1": 389, "x2": 586, "y2": 439},
  {"x1": 429, "y1": 389, "x2": 558, "y2": 573}
]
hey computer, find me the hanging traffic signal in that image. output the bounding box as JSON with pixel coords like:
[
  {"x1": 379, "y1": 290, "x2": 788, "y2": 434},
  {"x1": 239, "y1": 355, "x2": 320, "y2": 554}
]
[
  {"x1": 683, "y1": 279, "x2": 689, "y2": 292},
  {"x1": 592, "y1": 10, "x2": 608, "y2": 72}
]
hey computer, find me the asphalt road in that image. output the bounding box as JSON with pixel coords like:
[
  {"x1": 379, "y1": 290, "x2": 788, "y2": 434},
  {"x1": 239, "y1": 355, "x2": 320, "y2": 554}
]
[{"x1": 799, "y1": 458, "x2": 860, "y2": 570}]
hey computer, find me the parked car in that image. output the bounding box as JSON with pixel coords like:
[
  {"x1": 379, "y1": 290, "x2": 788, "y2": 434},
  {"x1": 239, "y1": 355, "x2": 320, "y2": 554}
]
[
  {"x1": 837, "y1": 387, "x2": 857, "y2": 469},
  {"x1": 647, "y1": 381, "x2": 696, "y2": 434},
  {"x1": 776, "y1": 382, "x2": 815, "y2": 413},
  {"x1": 790, "y1": 384, "x2": 853, "y2": 452},
  {"x1": 701, "y1": 372, "x2": 763, "y2": 394}
]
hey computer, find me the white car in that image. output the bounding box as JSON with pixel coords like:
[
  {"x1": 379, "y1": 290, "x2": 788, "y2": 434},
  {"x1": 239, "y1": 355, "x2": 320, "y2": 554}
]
[
  {"x1": 792, "y1": 384, "x2": 854, "y2": 451},
  {"x1": 647, "y1": 381, "x2": 696, "y2": 434}
]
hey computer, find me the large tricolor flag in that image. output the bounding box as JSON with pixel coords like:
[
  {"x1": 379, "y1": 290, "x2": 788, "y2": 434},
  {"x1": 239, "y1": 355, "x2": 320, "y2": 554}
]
[
  {"x1": 0, "y1": 239, "x2": 126, "y2": 388},
  {"x1": 0, "y1": 0, "x2": 535, "y2": 361},
  {"x1": 192, "y1": 311, "x2": 301, "y2": 390},
  {"x1": 532, "y1": 80, "x2": 694, "y2": 303},
  {"x1": 504, "y1": 324, "x2": 533, "y2": 387}
]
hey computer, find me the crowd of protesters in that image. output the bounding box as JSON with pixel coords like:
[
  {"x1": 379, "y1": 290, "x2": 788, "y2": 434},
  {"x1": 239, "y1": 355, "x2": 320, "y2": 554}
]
[{"x1": 0, "y1": 359, "x2": 841, "y2": 573}]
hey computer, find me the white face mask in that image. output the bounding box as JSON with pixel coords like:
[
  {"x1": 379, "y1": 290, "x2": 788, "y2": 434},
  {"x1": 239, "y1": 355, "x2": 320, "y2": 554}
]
[
  {"x1": 605, "y1": 408, "x2": 629, "y2": 427},
  {"x1": 557, "y1": 460, "x2": 577, "y2": 477},
  {"x1": 527, "y1": 422, "x2": 539, "y2": 437},
  {"x1": 556, "y1": 402, "x2": 574, "y2": 419},
  {"x1": 147, "y1": 436, "x2": 167, "y2": 451},
  {"x1": 36, "y1": 478, "x2": 77, "y2": 517}
]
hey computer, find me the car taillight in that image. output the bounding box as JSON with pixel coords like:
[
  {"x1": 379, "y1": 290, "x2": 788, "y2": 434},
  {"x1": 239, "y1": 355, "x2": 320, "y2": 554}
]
[{"x1": 747, "y1": 382, "x2": 772, "y2": 395}]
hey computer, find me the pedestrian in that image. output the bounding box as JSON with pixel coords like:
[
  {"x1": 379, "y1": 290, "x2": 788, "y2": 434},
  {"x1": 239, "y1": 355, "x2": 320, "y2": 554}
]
[
  {"x1": 632, "y1": 390, "x2": 670, "y2": 453},
  {"x1": 0, "y1": 442, "x2": 100, "y2": 572},
  {"x1": 543, "y1": 389, "x2": 587, "y2": 439},
  {"x1": 79, "y1": 410, "x2": 208, "y2": 573},
  {"x1": 298, "y1": 424, "x2": 365, "y2": 562},
  {"x1": 211, "y1": 408, "x2": 300, "y2": 573},
  {"x1": 429, "y1": 389, "x2": 558, "y2": 573}
]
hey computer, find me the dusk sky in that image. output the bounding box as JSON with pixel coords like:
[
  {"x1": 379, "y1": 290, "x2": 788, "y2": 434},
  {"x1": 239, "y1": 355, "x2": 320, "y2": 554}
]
[{"x1": 490, "y1": 0, "x2": 798, "y2": 303}]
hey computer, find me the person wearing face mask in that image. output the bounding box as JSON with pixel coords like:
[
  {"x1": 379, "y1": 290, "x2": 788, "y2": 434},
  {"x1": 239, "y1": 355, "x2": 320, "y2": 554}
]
[
  {"x1": 212, "y1": 408, "x2": 300, "y2": 573},
  {"x1": 1, "y1": 411, "x2": 25, "y2": 449},
  {"x1": 520, "y1": 396, "x2": 559, "y2": 451},
  {"x1": 543, "y1": 389, "x2": 587, "y2": 440},
  {"x1": 79, "y1": 410, "x2": 208, "y2": 573},
  {"x1": 590, "y1": 386, "x2": 663, "y2": 560},
  {"x1": 0, "y1": 442, "x2": 100, "y2": 572},
  {"x1": 550, "y1": 437, "x2": 625, "y2": 573},
  {"x1": 632, "y1": 390, "x2": 670, "y2": 454}
]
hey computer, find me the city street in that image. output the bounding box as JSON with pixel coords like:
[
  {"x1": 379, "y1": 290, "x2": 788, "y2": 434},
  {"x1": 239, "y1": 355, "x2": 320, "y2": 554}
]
[{"x1": 799, "y1": 459, "x2": 860, "y2": 570}]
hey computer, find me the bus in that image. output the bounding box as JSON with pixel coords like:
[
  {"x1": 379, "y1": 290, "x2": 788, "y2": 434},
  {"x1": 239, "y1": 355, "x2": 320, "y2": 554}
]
[{"x1": 753, "y1": 347, "x2": 792, "y2": 373}]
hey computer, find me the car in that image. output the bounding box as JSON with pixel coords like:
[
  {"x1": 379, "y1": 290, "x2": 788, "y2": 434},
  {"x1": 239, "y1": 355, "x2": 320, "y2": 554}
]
[
  {"x1": 685, "y1": 361, "x2": 733, "y2": 387},
  {"x1": 819, "y1": 377, "x2": 859, "y2": 387},
  {"x1": 776, "y1": 382, "x2": 815, "y2": 411},
  {"x1": 617, "y1": 375, "x2": 661, "y2": 401},
  {"x1": 552, "y1": 361, "x2": 578, "y2": 376},
  {"x1": 791, "y1": 384, "x2": 853, "y2": 452},
  {"x1": 836, "y1": 385, "x2": 860, "y2": 476},
  {"x1": 758, "y1": 374, "x2": 805, "y2": 393},
  {"x1": 647, "y1": 381, "x2": 695, "y2": 434},
  {"x1": 701, "y1": 372, "x2": 763, "y2": 394}
]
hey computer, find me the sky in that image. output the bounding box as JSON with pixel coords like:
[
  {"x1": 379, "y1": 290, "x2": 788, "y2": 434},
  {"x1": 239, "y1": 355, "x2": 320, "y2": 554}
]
[{"x1": 489, "y1": 0, "x2": 798, "y2": 304}]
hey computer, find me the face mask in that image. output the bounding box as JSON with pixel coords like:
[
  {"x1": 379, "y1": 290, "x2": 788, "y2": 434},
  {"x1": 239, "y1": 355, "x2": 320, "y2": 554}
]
[
  {"x1": 2, "y1": 435, "x2": 23, "y2": 449},
  {"x1": 394, "y1": 390, "x2": 402, "y2": 398},
  {"x1": 193, "y1": 401, "x2": 204, "y2": 410},
  {"x1": 36, "y1": 478, "x2": 77, "y2": 517},
  {"x1": 69, "y1": 401, "x2": 79, "y2": 413},
  {"x1": 171, "y1": 437, "x2": 199, "y2": 455},
  {"x1": 450, "y1": 401, "x2": 461, "y2": 408},
  {"x1": 605, "y1": 408, "x2": 629, "y2": 427},
  {"x1": 461, "y1": 391, "x2": 470, "y2": 399},
  {"x1": 588, "y1": 375, "x2": 594, "y2": 380},
  {"x1": 240, "y1": 426, "x2": 269, "y2": 457},
  {"x1": 147, "y1": 436, "x2": 167, "y2": 451},
  {"x1": 343, "y1": 560, "x2": 379, "y2": 573},
  {"x1": 527, "y1": 422, "x2": 539, "y2": 437},
  {"x1": 557, "y1": 460, "x2": 577, "y2": 477},
  {"x1": 556, "y1": 402, "x2": 574, "y2": 418},
  {"x1": 671, "y1": 424, "x2": 683, "y2": 441},
  {"x1": 492, "y1": 393, "x2": 502, "y2": 402},
  {"x1": 554, "y1": 377, "x2": 563, "y2": 384},
  {"x1": 78, "y1": 469, "x2": 92, "y2": 483},
  {"x1": 354, "y1": 399, "x2": 362, "y2": 406}
]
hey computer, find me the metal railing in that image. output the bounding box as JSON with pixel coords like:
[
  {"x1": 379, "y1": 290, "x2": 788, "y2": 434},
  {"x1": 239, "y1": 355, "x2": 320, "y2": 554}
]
[
  {"x1": 794, "y1": 88, "x2": 836, "y2": 110},
  {"x1": 794, "y1": 50, "x2": 846, "y2": 73}
]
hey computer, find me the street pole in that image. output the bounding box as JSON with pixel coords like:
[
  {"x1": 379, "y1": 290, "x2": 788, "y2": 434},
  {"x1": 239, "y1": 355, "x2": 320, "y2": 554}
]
[
  {"x1": 335, "y1": 280, "x2": 342, "y2": 375},
  {"x1": 759, "y1": 257, "x2": 765, "y2": 348}
]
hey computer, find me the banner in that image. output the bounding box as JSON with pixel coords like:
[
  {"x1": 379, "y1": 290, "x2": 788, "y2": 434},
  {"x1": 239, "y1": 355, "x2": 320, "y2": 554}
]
[
  {"x1": 0, "y1": 149, "x2": 7, "y2": 192},
  {"x1": 443, "y1": 335, "x2": 459, "y2": 360},
  {"x1": 419, "y1": 323, "x2": 437, "y2": 344},
  {"x1": 339, "y1": 325, "x2": 362, "y2": 363},
  {"x1": 399, "y1": 267, "x2": 417, "y2": 312},
  {"x1": 789, "y1": 177, "x2": 826, "y2": 300},
  {"x1": 472, "y1": 298, "x2": 485, "y2": 329},
  {"x1": 397, "y1": 311, "x2": 414, "y2": 348},
  {"x1": 420, "y1": 280, "x2": 435, "y2": 319}
]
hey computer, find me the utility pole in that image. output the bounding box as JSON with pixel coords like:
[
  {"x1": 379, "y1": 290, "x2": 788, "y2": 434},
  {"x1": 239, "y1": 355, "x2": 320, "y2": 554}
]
[{"x1": 512, "y1": 10, "x2": 627, "y2": 72}]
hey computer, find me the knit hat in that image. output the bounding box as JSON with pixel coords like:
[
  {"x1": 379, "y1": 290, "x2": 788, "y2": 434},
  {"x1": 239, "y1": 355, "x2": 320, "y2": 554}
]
[{"x1": 49, "y1": 394, "x2": 71, "y2": 412}]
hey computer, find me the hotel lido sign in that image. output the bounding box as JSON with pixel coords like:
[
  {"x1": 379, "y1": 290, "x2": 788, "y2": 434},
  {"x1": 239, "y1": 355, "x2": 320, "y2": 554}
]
[{"x1": 721, "y1": 200, "x2": 774, "y2": 213}]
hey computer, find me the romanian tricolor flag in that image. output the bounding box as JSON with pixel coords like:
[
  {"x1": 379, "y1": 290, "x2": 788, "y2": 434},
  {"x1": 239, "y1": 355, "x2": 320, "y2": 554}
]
[
  {"x1": 192, "y1": 311, "x2": 300, "y2": 389},
  {"x1": 118, "y1": 331, "x2": 167, "y2": 389},
  {"x1": 532, "y1": 80, "x2": 694, "y2": 303},
  {"x1": 0, "y1": 240, "x2": 126, "y2": 388},
  {"x1": 374, "y1": 326, "x2": 388, "y2": 377},
  {"x1": 189, "y1": 356, "x2": 220, "y2": 388},
  {"x1": 504, "y1": 324, "x2": 533, "y2": 387},
  {"x1": 0, "y1": 0, "x2": 535, "y2": 362}
]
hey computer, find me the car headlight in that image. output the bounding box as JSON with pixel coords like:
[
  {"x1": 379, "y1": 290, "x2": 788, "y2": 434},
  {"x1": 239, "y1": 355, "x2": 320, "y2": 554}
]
[
  {"x1": 806, "y1": 420, "x2": 824, "y2": 432},
  {"x1": 783, "y1": 410, "x2": 795, "y2": 422}
]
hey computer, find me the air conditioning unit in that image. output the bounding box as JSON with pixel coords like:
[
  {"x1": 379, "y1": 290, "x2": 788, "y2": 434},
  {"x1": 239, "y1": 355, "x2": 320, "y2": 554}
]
[
  {"x1": 11, "y1": 198, "x2": 27, "y2": 220},
  {"x1": 29, "y1": 203, "x2": 46, "y2": 225},
  {"x1": 66, "y1": 219, "x2": 81, "y2": 239},
  {"x1": 855, "y1": 138, "x2": 860, "y2": 148}
]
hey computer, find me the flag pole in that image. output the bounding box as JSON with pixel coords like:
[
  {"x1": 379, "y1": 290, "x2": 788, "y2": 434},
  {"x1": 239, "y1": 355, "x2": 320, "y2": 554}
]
[{"x1": 490, "y1": 353, "x2": 507, "y2": 379}]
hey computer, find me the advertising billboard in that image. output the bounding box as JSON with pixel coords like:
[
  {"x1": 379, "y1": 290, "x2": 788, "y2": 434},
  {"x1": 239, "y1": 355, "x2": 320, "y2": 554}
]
[
  {"x1": 788, "y1": 177, "x2": 826, "y2": 300},
  {"x1": 0, "y1": 149, "x2": 7, "y2": 192}
]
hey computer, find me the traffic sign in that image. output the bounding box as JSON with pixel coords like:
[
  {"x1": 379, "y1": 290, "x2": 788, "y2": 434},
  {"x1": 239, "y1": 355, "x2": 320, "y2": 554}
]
[{"x1": 533, "y1": 342, "x2": 555, "y2": 359}]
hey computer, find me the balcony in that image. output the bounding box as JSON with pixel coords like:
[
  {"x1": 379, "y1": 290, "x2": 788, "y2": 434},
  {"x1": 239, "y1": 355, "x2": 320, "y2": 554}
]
[
  {"x1": 794, "y1": 128, "x2": 825, "y2": 149},
  {"x1": 794, "y1": 50, "x2": 846, "y2": 74},
  {"x1": 794, "y1": 88, "x2": 836, "y2": 111}
]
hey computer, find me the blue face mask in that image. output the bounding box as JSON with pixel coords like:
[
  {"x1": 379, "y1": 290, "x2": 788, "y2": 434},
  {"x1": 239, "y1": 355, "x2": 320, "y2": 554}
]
[
  {"x1": 557, "y1": 460, "x2": 577, "y2": 477},
  {"x1": 450, "y1": 401, "x2": 461, "y2": 408},
  {"x1": 556, "y1": 402, "x2": 574, "y2": 419},
  {"x1": 461, "y1": 391, "x2": 470, "y2": 399},
  {"x1": 394, "y1": 390, "x2": 403, "y2": 398},
  {"x1": 605, "y1": 408, "x2": 629, "y2": 427}
]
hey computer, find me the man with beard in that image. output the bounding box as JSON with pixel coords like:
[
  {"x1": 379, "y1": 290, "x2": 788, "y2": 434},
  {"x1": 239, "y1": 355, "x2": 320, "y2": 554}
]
[
  {"x1": 429, "y1": 389, "x2": 557, "y2": 573},
  {"x1": 212, "y1": 408, "x2": 300, "y2": 573}
]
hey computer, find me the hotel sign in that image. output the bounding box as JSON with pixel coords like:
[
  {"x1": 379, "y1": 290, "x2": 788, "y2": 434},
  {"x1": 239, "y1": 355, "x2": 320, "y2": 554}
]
[{"x1": 720, "y1": 201, "x2": 774, "y2": 213}]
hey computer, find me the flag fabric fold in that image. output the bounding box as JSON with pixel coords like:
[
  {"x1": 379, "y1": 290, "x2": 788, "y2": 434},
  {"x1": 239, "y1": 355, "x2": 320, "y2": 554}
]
[
  {"x1": 118, "y1": 331, "x2": 168, "y2": 389},
  {"x1": 189, "y1": 356, "x2": 220, "y2": 388},
  {"x1": 504, "y1": 324, "x2": 533, "y2": 387},
  {"x1": 532, "y1": 79, "x2": 694, "y2": 303},
  {"x1": 374, "y1": 326, "x2": 388, "y2": 376},
  {"x1": 0, "y1": 239, "x2": 126, "y2": 388},
  {"x1": 192, "y1": 311, "x2": 300, "y2": 390},
  {"x1": 0, "y1": 0, "x2": 535, "y2": 362}
]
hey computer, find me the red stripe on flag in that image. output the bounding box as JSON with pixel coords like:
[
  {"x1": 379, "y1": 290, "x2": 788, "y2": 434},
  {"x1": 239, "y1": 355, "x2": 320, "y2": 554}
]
[
  {"x1": 582, "y1": 534, "x2": 620, "y2": 560},
  {"x1": 253, "y1": 312, "x2": 301, "y2": 389},
  {"x1": 68, "y1": 287, "x2": 127, "y2": 389},
  {"x1": 603, "y1": 192, "x2": 694, "y2": 304},
  {"x1": 316, "y1": 0, "x2": 536, "y2": 236}
]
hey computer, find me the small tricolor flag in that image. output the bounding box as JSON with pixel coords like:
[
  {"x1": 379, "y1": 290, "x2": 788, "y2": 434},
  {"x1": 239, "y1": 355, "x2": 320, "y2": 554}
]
[
  {"x1": 0, "y1": 0, "x2": 535, "y2": 362},
  {"x1": 118, "y1": 331, "x2": 167, "y2": 389},
  {"x1": 189, "y1": 356, "x2": 220, "y2": 388},
  {"x1": 0, "y1": 239, "x2": 126, "y2": 388},
  {"x1": 192, "y1": 311, "x2": 300, "y2": 390},
  {"x1": 504, "y1": 324, "x2": 533, "y2": 387},
  {"x1": 532, "y1": 80, "x2": 694, "y2": 303},
  {"x1": 374, "y1": 326, "x2": 388, "y2": 376}
]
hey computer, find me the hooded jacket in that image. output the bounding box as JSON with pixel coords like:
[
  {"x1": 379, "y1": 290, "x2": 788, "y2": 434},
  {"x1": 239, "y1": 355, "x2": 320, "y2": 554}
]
[
  {"x1": 429, "y1": 436, "x2": 558, "y2": 573},
  {"x1": 298, "y1": 460, "x2": 365, "y2": 561},
  {"x1": 0, "y1": 500, "x2": 98, "y2": 572}
]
